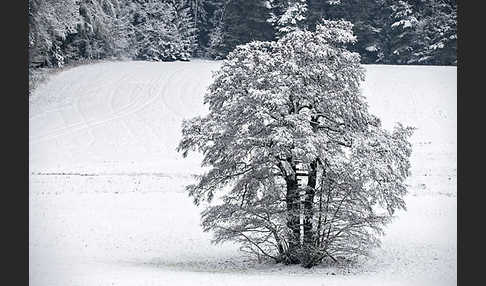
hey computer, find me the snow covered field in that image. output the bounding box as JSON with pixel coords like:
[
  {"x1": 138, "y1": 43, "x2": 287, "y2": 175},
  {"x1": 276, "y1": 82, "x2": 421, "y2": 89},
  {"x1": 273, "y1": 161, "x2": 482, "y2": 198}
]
[{"x1": 29, "y1": 60, "x2": 456, "y2": 286}]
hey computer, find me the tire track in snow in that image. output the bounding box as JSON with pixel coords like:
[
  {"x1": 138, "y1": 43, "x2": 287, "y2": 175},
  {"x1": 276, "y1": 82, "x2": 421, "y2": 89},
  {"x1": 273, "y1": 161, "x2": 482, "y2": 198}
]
[
  {"x1": 30, "y1": 73, "x2": 150, "y2": 143},
  {"x1": 29, "y1": 66, "x2": 189, "y2": 145},
  {"x1": 29, "y1": 72, "x2": 133, "y2": 142}
]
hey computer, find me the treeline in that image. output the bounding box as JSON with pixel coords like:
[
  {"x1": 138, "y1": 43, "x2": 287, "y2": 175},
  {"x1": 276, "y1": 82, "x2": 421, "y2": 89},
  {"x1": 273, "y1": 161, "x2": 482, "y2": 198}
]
[{"x1": 28, "y1": 0, "x2": 456, "y2": 68}]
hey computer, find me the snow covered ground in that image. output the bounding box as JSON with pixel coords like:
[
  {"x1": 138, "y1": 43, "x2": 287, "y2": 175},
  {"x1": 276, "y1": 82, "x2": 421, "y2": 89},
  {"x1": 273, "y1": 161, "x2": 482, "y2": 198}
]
[{"x1": 29, "y1": 60, "x2": 456, "y2": 286}]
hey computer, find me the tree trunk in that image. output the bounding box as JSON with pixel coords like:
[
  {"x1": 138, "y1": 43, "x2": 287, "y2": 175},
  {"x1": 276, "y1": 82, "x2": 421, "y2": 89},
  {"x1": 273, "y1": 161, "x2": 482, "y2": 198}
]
[
  {"x1": 303, "y1": 159, "x2": 317, "y2": 245},
  {"x1": 285, "y1": 173, "x2": 301, "y2": 264}
]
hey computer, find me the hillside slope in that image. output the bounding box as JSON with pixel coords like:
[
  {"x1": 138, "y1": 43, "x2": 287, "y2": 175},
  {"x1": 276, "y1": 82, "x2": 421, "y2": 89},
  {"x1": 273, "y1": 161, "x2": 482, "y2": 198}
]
[{"x1": 29, "y1": 60, "x2": 456, "y2": 286}]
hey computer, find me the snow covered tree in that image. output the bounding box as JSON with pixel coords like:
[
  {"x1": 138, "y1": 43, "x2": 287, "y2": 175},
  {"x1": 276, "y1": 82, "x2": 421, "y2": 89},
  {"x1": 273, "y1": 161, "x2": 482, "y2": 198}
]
[
  {"x1": 204, "y1": 0, "x2": 232, "y2": 59},
  {"x1": 269, "y1": 0, "x2": 308, "y2": 38},
  {"x1": 63, "y1": 0, "x2": 131, "y2": 62},
  {"x1": 187, "y1": 0, "x2": 213, "y2": 56},
  {"x1": 378, "y1": 0, "x2": 456, "y2": 65},
  {"x1": 129, "y1": 0, "x2": 197, "y2": 61},
  {"x1": 380, "y1": 0, "x2": 419, "y2": 64},
  {"x1": 206, "y1": 0, "x2": 274, "y2": 59},
  {"x1": 178, "y1": 20, "x2": 414, "y2": 267},
  {"x1": 172, "y1": 0, "x2": 199, "y2": 59},
  {"x1": 410, "y1": 0, "x2": 456, "y2": 65},
  {"x1": 29, "y1": 0, "x2": 80, "y2": 67},
  {"x1": 306, "y1": 0, "x2": 390, "y2": 64}
]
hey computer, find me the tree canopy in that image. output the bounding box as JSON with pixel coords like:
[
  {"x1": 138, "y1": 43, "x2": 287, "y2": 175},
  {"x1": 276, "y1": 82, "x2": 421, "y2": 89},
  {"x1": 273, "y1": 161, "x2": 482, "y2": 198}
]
[{"x1": 178, "y1": 20, "x2": 414, "y2": 267}]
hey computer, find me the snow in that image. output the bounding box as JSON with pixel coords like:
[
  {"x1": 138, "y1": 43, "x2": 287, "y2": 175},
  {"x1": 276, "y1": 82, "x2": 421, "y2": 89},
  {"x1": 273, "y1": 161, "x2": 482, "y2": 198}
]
[
  {"x1": 327, "y1": 0, "x2": 342, "y2": 5},
  {"x1": 29, "y1": 60, "x2": 456, "y2": 285},
  {"x1": 365, "y1": 45, "x2": 378, "y2": 52},
  {"x1": 392, "y1": 19, "x2": 414, "y2": 29}
]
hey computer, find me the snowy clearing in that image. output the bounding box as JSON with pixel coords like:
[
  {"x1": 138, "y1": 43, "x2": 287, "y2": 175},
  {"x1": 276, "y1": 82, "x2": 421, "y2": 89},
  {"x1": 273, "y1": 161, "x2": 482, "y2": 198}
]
[{"x1": 29, "y1": 60, "x2": 456, "y2": 286}]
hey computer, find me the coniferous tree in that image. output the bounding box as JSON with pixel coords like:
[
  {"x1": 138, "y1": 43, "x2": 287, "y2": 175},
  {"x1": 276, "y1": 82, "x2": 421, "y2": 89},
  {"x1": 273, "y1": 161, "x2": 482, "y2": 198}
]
[
  {"x1": 268, "y1": 0, "x2": 287, "y2": 26},
  {"x1": 187, "y1": 0, "x2": 213, "y2": 56},
  {"x1": 269, "y1": 0, "x2": 308, "y2": 38},
  {"x1": 204, "y1": 0, "x2": 228, "y2": 59},
  {"x1": 63, "y1": 0, "x2": 130, "y2": 62},
  {"x1": 377, "y1": 0, "x2": 456, "y2": 65},
  {"x1": 206, "y1": 0, "x2": 274, "y2": 59},
  {"x1": 307, "y1": 0, "x2": 388, "y2": 64},
  {"x1": 29, "y1": 0, "x2": 80, "y2": 67},
  {"x1": 304, "y1": 0, "x2": 456, "y2": 65},
  {"x1": 173, "y1": 0, "x2": 199, "y2": 59},
  {"x1": 128, "y1": 0, "x2": 197, "y2": 61},
  {"x1": 411, "y1": 0, "x2": 456, "y2": 65},
  {"x1": 379, "y1": 0, "x2": 419, "y2": 64}
]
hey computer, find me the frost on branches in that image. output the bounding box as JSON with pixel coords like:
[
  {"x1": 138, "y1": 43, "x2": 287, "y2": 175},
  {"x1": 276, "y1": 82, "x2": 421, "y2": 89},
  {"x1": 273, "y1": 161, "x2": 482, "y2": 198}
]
[
  {"x1": 178, "y1": 20, "x2": 414, "y2": 268},
  {"x1": 29, "y1": 0, "x2": 80, "y2": 67},
  {"x1": 269, "y1": 0, "x2": 308, "y2": 38},
  {"x1": 387, "y1": 0, "x2": 419, "y2": 64},
  {"x1": 130, "y1": 0, "x2": 197, "y2": 61}
]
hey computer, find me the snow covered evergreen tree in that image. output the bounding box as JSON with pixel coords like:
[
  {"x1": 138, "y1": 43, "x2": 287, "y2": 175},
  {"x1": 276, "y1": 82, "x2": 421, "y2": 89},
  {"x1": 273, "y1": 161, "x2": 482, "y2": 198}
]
[
  {"x1": 206, "y1": 0, "x2": 274, "y2": 59},
  {"x1": 129, "y1": 0, "x2": 197, "y2": 61},
  {"x1": 63, "y1": 0, "x2": 131, "y2": 62},
  {"x1": 381, "y1": 0, "x2": 419, "y2": 64},
  {"x1": 269, "y1": 0, "x2": 308, "y2": 38},
  {"x1": 378, "y1": 0, "x2": 456, "y2": 65},
  {"x1": 29, "y1": 0, "x2": 80, "y2": 67},
  {"x1": 307, "y1": 0, "x2": 389, "y2": 64},
  {"x1": 29, "y1": 0, "x2": 134, "y2": 67},
  {"x1": 205, "y1": 0, "x2": 225, "y2": 58},
  {"x1": 178, "y1": 19, "x2": 414, "y2": 267},
  {"x1": 173, "y1": 0, "x2": 199, "y2": 59},
  {"x1": 411, "y1": 0, "x2": 456, "y2": 65},
  {"x1": 187, "y1": 0, "x2": 213, "y2": 56}
]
